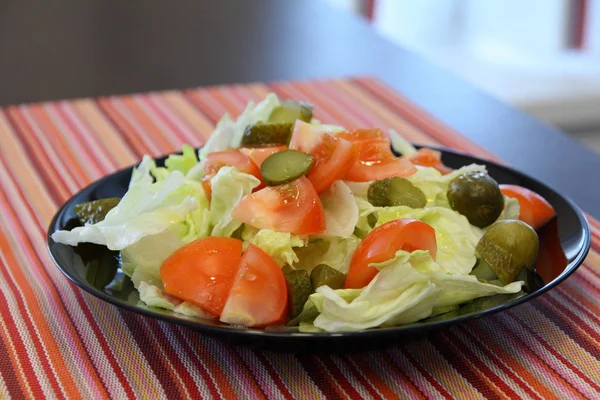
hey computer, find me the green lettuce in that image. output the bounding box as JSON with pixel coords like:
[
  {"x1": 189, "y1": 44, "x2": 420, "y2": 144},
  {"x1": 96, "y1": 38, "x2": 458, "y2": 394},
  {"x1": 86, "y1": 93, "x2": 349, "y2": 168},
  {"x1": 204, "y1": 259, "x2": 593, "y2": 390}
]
[
  {"x1": 209, "y1": 166, "x2": 260, "y2": 237},
  {"x1": 242, "y1": 226, "x2": 305, "y2": 266},
  {"x1": 320, "y1": 181, "x2": 358, "y2": 238},
  {"x1": 294, "y1": 236, "x2": 359, "y2": 274},
  {"x1": 297, "y1": 250, "x2": 522, "y2": 332},
  {"x1": 164, "y1": 144, "x2": 198, "y2": 175},
  {"x1": 137, "y1": 281, "x2": 212, "y2": 319},
  {"x1": 199, "y1": 93, "x2": 280, "y2": 160},
  {"x1": 389, "y1": 128, "x2": 417, "y2": 156},
  {"x1": 376, "y1": 206, "x2": 483, "y2": 275}
]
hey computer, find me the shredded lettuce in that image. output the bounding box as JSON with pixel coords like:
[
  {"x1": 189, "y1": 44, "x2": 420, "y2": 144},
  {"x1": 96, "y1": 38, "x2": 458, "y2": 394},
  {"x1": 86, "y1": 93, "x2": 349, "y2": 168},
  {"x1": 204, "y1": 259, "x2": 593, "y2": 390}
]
[
  {"x1": 389, "y1": 128, "x2": 417, "y2": 156},
  {"x1": 242, "y1": 227, "x2": 305, "y2": 266},
  {"x1": 164, "y1": 144, "x2": 198, "y2": 175},
  {"x1": 138, "y1": 281, "x2": 213, "y2": 319},
  {"x1": 320, "y1": 181, "x2": 358, "y2": 238},
  {"x1": 297, "y1": 250, "x2": 522, "y2": 332},
  {"x1": 294, "y1": 236, "x2": 359, "y2": 274},
  {"x1": 209, "y1": 166, "x2": 260, "y2": 237},
  {"x1": 199, "y1": 94, "x2": 280, "y2": 160},
  {"x1": 376, "y1": 206, "x2": 483, "y2": 275}
]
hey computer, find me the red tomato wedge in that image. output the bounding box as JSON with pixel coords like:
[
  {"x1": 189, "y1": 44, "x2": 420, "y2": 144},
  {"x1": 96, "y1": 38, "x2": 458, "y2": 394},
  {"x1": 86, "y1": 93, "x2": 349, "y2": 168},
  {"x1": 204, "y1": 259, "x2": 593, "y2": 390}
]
[
  {"x1": 500, "y1": 184, "x2": 556, "y2": 230},
  {"x1": 232, "y1": 176, "x2": 326, "y2": 234},
  {"x1": 239, "y1": 146, "x2": 287, "y2": 168},
  {"x1": 220, "y1": 244, "x2": 288, "y2": 327},
  {"x1": 161, "y1": 237, "x2": 243, "y2": 317},
  {"x1": 289, "y1": 121, "x2": 357, "y2": 193},
  {"x1": 407, "y1": 148, "x2": 453, "y2": 175},
  {"x1": 336, "y1": 128, "x2": 417, "y2": 182},
  {"x1": 201, "y1": 150, "x2": 262, "y2": 199},
  {"x1": 345, "y1": 219, "x2": 437, "y2": 289}
]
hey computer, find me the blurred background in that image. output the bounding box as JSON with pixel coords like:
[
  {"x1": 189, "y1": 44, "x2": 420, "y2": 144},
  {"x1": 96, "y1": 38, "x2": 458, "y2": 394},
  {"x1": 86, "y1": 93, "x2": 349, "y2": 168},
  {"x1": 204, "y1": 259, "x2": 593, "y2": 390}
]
[{"x1": 329, "y1": 0, "x2": 600, "y2": 154}]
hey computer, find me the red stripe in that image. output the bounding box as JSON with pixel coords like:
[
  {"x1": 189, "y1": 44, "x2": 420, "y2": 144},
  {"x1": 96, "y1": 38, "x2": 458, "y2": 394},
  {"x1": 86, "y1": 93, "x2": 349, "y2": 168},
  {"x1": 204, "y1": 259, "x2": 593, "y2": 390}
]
[
  {"x1": 252, "y1": 351, "x2": 295, "y2": 400},
  {"x1": 432, "y1": 333, "x2": 502, "y2": 399},
  {"x1": 0, "y1": 239, "x2": 62, "y2": 399},
  {"x1": 96, "y1": 99, "x2": 149, "y2": 158},
  {"x1": 318, "y1": 357, "x2": 363, "y2": 399},
  {"x1": 295, "y1": 355, "x2": 345, "y2": 399},
  {"x1": 2, "y1": 109, "x2": 67, "y2": 204},
  {"x1": 573, "y1": 0, "x2": 588, "y2": 49},
  {"x1": 0, "y1": 326, "x2": 27, "y2": 399}
]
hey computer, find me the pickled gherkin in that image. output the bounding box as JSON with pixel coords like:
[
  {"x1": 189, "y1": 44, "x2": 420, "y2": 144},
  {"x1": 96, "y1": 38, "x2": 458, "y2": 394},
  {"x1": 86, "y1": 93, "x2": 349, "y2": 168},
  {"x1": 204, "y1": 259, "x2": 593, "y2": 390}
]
[
  {"x1": 447, "y1": 172, "x2": 503, "y2": 228},
  {"x1": 282, "y1": 266, "x2": 313, "y2": 318},
  {"x1": 269, "y1": 100, "x2": 313, "y2": 124},
  {"x1": 241, "y1": 122, "x2": 294, "y2": 146},
  {"x1": 73, "y1": 198, "x2": 120, "y2": 225},
  {"x1": 260, "y1": 150, "x2": 313, "y2": 186},
  {"x1": 476, "y1": 220, "x2": 539, "y2": 284},
  {"x1": 367, "y1": 177, "x2": 426, "y2": 208},
  {"x1": 310, "y1": 264, "x2": 345, "y2": 290}
]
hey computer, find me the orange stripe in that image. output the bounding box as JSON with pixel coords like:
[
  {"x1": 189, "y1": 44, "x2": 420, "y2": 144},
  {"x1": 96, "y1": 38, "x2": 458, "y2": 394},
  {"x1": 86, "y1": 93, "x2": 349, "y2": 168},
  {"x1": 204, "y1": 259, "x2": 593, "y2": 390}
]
[
  {"x1": 123, "y1": 97, "x2": 179, "y2": 152},
  {"x1": 161, "y1": 92, "x2": 214, "y2": 140}
]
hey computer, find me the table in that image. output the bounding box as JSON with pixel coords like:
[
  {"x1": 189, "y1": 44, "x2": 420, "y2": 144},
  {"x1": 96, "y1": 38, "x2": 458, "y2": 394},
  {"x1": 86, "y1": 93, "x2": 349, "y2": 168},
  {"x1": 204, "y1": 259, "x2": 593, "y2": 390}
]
[{"x1": 1, "y1": 0, "x2": 599, "y2": 217}]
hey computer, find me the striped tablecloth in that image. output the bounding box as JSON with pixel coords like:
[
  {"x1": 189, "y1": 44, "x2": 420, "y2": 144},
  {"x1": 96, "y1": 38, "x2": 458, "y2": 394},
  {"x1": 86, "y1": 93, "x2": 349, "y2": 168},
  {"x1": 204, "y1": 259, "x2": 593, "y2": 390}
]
[{"x1": 1, "y1": 77, "x2": 599, "y2": 399}]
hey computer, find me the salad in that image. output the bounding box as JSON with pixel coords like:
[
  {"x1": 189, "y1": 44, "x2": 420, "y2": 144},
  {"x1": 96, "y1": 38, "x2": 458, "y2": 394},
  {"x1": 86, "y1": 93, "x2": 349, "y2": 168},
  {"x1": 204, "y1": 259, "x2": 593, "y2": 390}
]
[{"x1": 52, "y1": 94, "x2": 557, "y2": 332}]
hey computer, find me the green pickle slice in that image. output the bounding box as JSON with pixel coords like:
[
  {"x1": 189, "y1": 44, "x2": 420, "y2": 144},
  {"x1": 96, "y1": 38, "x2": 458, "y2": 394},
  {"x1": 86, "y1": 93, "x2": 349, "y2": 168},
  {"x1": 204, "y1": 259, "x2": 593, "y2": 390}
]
[
  {"x1": 241, "y1": 122, "x2": 294, "y2": 146},
  {"x1": 73, "y1": 198, "x2": 120, "y2": 225},
  {"x1": 282, "y1": 266, "x2": 313, "y2": 318},
  {"x1": 367, "y1": 177, "x2": 426, "y2": 208},
  {"x1": 447, "y1": 172, "x2": 504, "y2": 228},
  {"x1": 269, "y1": 100, "x2": 313, "y2": 123},
  {"x1": 261, "y1": 150, "x2": 314, "y2": 186},
  {"x1": 310, "y1": 264, "x2": 345, "y2": 290}
]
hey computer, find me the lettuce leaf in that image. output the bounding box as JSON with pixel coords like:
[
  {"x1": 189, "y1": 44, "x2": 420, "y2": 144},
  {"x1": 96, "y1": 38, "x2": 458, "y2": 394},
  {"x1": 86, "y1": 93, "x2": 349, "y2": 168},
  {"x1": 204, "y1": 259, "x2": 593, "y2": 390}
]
[
  {"x1": 164, "y1": 144, "x2": 198, "y2": 175},
  {"x1": 294, "y1": 236, "x2": 359, "y2": 274},
  {"x1": 210, "y1": 166, "x2": 260, "y2": 237},
  {"x1": 376, "y1": 206, "x2": 483, "y2": 275},
  {"x1": 52, "y1": 170, "x2": 199, "y2": 249},
  {"x1": 389, "y1": 128, "x2": 417, "y2": 156},
  {"x1": 138, "y1": 281, "x2": 213, "y2": 319},
  {"x1": 319, "y1": 181, "x2": 358, "y2": 238},
  {"x1": 199, "y1": 94, "x2": 280, "y2": 160},
  {"x1": 242, "y1": 227, "x2": 305, "y2": 266},
  {"x1": 297, "y1": 249, "x2": 522, "y2": 332}
]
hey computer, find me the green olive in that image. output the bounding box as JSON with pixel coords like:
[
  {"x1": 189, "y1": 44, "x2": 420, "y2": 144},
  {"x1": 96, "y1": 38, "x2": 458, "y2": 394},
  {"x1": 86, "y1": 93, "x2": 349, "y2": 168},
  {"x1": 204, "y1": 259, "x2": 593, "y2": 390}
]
[
  {"x1": 73, "y1": 198, "x2": 120, "y2": 225},
  {"x1": 241, "y1": 122, "x2": 294, "y2": 146},
  {"x1": 367, "y1": 177, "x2": 426, "y2": 208},
  {"x1": 447, "y1": 172, "x2": 504, "y2": 228},
  {"x1": 310, "y1": 264, "x2": 345, "y2": 289},
  {"x1": 268, "y1": 100, "x2": 313, "y2": 123},
  {"x1": 476, "y1": 220, "x2": 539, "y2": 284},
  {"x1": 282, "y1": 266, "x2": 313, "y2": 318},
  {"x1": 260, "y1": 150, "x2": 314, "y2": 186}
]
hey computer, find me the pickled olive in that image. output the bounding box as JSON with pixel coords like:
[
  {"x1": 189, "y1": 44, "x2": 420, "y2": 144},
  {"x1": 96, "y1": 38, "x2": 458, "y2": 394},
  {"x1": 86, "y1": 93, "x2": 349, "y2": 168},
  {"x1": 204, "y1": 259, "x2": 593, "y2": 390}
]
[
  {"x1": 367, "y1": 177, "x2": 426, "y2": 208},
  {"x1": 282, "y1": 266, "x2": 313, "y2": 318},
  {"x1": 310, "y1": 264, "x2": 345, "y2": 290},
  {"x1": 476, "y1": 220, "x2": 539, "y2": 284},
  {"x1": 73, "y1": 198, "x2": 120, "y2": 225},
  {"x1": 260, "y1": 150, "x2": 314, "y2": 186},
  {"x1": 269, "y1": 100, "x2": 313, "y2": 123},
  {"x1": 447, "y1": 172, "x2": 504, "y2": 228},
  {"x1": 241, "y1": 122, "x2": 294, "y2": 146}
]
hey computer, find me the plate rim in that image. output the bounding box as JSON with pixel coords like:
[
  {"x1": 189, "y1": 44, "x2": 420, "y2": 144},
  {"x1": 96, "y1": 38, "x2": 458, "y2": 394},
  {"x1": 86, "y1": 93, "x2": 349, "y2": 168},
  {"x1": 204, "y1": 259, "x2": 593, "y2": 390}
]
[{"x1": 46, "y1": 145, "x2": 592, "y2": 340}]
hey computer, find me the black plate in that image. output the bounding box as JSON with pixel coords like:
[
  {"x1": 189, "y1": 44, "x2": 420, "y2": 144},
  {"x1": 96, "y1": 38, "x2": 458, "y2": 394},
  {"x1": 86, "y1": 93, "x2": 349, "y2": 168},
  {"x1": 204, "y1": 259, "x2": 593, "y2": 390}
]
[{"x1": 47, "y1": 147, "x2": 590, "y2": 353}]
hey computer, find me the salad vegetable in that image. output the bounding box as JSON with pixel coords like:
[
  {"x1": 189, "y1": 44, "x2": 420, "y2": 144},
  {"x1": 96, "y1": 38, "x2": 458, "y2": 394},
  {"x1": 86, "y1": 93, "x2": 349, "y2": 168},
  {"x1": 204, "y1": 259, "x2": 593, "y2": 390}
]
[{"x1": 52, "y1": 93, "x2": 554, "y2": 333}]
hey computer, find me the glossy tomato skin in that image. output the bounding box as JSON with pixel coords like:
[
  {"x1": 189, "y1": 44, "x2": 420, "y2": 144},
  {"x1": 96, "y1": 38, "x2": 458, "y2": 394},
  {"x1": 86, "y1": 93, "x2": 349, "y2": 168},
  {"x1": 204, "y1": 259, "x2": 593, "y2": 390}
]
[
  {"x1": 289, "y1": 121, "x2": 357, "y2": 193},
  {"x1": 337, "y1": 129, "x2": 417, "y2": 182},
  {"x1": 220, "y1": 244, "x2": 288, "y2": 327},
  {"x1": 161, "y1": 237, "x2": 243, "y2": 317},
  {"x1": 500, "y1": 184, "x2": 556, "y2": 230},
  {"x1": 408, "y1": 148, "x2": 453, "y2": 175},
  {"x1": 232, "y1": 176, "x2": 326, "y2": 234},
  {"x1": 345, "y1": 219, "x2": 437, "y2": 289},
  {"x1": 202, "y1": 150, "x2": 263, "y2": 199},
  {"x1": 239, "y1": 145, "x2": 287, "y2": 168}
]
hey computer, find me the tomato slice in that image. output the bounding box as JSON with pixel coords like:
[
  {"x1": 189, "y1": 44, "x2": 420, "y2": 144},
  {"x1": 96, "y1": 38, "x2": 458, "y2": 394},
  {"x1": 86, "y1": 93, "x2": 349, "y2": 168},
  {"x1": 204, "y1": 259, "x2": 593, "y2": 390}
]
[
  {"x1": 220, "y1": 244, "x2": 288, "y2": 327},
  {"x1": 337, "y1": 128, "x2": 417, "y2": 182},
  {"x1": 407, "y1": 148, "x2": 453, "y2": 175},
  {"x1": 239, "y1": 145, "x2": 287, "y2": 168},
  {"x1": 289, "y1": 121, "x2": 357, "y2": 193},
  {"x1": 202, "y1": 150, "x2": 263, "y2": 199},
  {"x1": 160, "y1": 237, "x2": 243, "y2": 317},
  {"x1": 500, "y1": 184, "x2": 556, "y2": 230},
  {"x1": 345, "y1": 219, "x2": 437, "y2": 289},
  {"x1": 232, "y1": 176, "x2": 326, "y2": 234}
]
